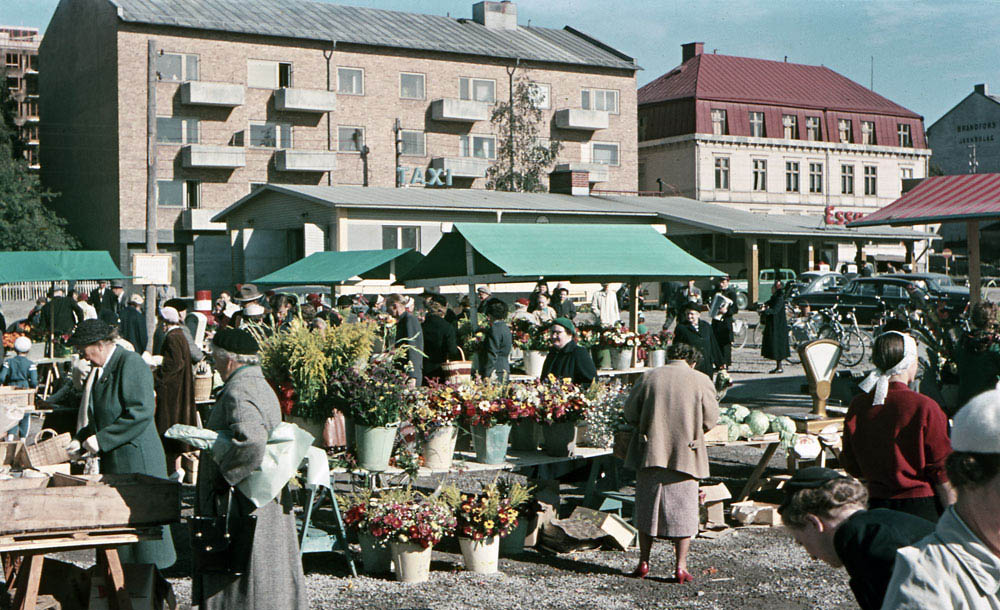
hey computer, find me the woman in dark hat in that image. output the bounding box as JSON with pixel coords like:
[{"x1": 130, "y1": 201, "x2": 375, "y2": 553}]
[
  {"x1": 66, "y1": 319, "x2": 176, "y2": 569},
  {"x1": 761, "y1": 279, "x2": 790, "y2": 373},
  {"x1": 540, "y1": 317, "x2": 596, "y2": 387}
]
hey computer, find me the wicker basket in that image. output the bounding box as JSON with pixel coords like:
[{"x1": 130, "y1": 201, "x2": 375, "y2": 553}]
[
  {"x1": 441, "y1": 347, "x2": 473, "y2": 383},
  {"x1": 24, "y1": 428, "x2": 72, "y2": 468},
  {"x1": 194, "y1": 374, "x2": 214, "y2": 402}
]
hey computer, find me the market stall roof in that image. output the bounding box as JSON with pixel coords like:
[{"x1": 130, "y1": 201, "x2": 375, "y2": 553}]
[
  {"x1": 400, "y1": 223, "x2": 723, "y2": 287},
  {"x1": 848, "y1": 173, "x2": 1000, "y2": 227},
  {"x1": 252, "y1": 249, "x2": 422, "y2": 285},
  {"x1": 0, "y1": 251, "x2": 127, "y2": 283}
]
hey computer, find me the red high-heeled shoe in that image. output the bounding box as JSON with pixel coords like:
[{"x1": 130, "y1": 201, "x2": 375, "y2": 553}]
[
  {"x1": 675, "y1": 568, "x2": 694, "y2": 584},
  {"x1": 629, "y1": 561, "x2": 650, "y2": 579}
]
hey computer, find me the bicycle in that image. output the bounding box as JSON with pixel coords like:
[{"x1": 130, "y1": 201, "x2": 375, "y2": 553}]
[{"x1": 787, "y1": 305, "x2": 866, "y2": 367}]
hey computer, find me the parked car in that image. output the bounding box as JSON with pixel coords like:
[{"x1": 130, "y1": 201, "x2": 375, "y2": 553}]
[
  {"x1": 730, "y1": 268, "x2": 797, "y2": 309},
  {"x1": 792, "y1": 271, "x2": 847, "y2": 296},
  {"x1": 792, "y1": 276, "x2": 931, "y2": 324},
  {"x1": 882, "y1": 273, "x2": 970, "y2": 313}
]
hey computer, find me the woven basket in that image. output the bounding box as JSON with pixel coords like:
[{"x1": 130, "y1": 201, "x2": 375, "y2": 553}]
[
  {"x1": 441, "y1": 347, "x2": 473, "y2": 383},
  {"x1": 194, "y1": 374, "x2": 213, "y2": 402},
  {"x1": 24, "y1": 428, "x2": 72, "y2": 468}
]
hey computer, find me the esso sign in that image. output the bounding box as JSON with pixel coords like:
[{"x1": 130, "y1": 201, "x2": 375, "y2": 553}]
[{"x1": 824, "y1": 206, "x2": 865, "y2": 225}]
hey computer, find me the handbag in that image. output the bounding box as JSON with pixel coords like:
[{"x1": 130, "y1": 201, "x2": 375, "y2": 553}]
[{"x1": 189, "y1": 486, "x2": 258, "y2": 575}]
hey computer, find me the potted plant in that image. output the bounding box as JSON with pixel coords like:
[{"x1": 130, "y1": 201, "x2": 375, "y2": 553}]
[
  {"x1": 603, "y1": 326, "x2": 639, "y2": 370},
  {"x1": 535, "y1": 375, "x2": 591, "y2": 457},
  {"x1": 341, "y1": 487, "x2": 414, "y2": 575},
  {"x1": 507, "y1": 380, "x2": 542, "y2": 452},
  {"x1": 458, "y1": 378, "x2": 528, "y2": 464},
  {"x1": 327, "y1": 349, "x2": 413, "y2": 472},
  {"x1": 410, "y1": 381, "x2": 462, "y2": 471},
  {"x1": 441, "y1": 478, "x2": 532, "y2": 574},
  {"x1": 367, "y1": 490, "x2": 455, "y2": 583},
  {"x1": 640, "y1": 332, "x2": 666, "y2": 368},
  {"x1": 512, "y1": 320, "x2": 549, "y2": 378},
  {"x1": 578, "y1": 323, "x2": 611, "y2": 369}
]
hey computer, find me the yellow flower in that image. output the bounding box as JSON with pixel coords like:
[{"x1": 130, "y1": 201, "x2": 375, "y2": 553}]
[{"x1": 484, "y1": 520, "x2": 494, "y2": 529}]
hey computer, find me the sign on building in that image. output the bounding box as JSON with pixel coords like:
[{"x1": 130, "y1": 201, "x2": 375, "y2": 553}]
[{"x1": 132, "y1": 253, "x2": 173, "y2": 285}]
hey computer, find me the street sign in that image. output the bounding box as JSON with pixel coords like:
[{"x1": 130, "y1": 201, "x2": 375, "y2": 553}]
[
  {"x1": 132, "y1": 253, "x2": 172, "y2": 285},
  {"x1": 942, "y1": 248, "x2": 953, "y2": 259}
]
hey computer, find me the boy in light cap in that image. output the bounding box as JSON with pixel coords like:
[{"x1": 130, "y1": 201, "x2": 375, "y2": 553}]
[
  {"x1": 2, "y1": 336, "x2": 38, "y2": 438},
  {"x1": 883, "y1": 388, "x2": 1000, "y2": 609}
]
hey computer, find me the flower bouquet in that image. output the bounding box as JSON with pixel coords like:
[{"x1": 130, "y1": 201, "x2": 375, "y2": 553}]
[
  {"x1": 581, "y1": 380, "x2": 629, "y2": 449},
  {"x1": 511, "y1": 318, "x2": 549, "y2": 351},
  {"x1": 575, "y1": 323, "x2": 605, "y2": 349},
  {"x1": 602, "y1": 326, "x2": 639, "y2": 350},
  {"x1": 535, "y1": 375, "x2": 591, "y2": 456},
  {"x1": 411, "y1": 381, "x2": 463, "y2": 470},
  {"x1": 441, "y1": 478, "x2": 533, "y2": 573},
  {"x1": 456, "y1": 378, "x2": 532, "y2": 464}
]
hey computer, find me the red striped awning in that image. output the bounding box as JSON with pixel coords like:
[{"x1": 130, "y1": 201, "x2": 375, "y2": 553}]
[{"x1": 850, "y1": 173, "x2": 1000, "y2": 227}]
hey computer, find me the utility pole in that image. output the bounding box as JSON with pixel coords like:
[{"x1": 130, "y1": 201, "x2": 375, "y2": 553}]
[
  {"x1": 506, "y1": 59, "x2": 519, "y2": 190},
  {"x1": 145, "y1": 39, "x2": 158, "y2": 351}
]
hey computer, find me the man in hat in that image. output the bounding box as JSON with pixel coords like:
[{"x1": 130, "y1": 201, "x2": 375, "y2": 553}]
[
  {"x1": 235, "y1": 283, "x2": 265, "y2": 305},
  {"x1": 106, "y1": 280, "x2": 126, "y2": 315},
  {"x1": 119, "y1": 293, "x2": 148, "y2": 352},
  {"x1": 89, "y1": 280, "x2": 110, "y2": 314},
  {"x1": 386, "y1": 293, "x2": 423, "y2": 386},
  {"x1": 778, "y1": 467, "x2": 934, "y2": 610},
  {"x1": 672, "y1": 302, "x2": 722, "y2": 377},
  {"x1": 883, "y1": 389, "x2": 1000, "y2": 609},
  {"x1": 41, "y1": 287, "x2": 84, "y2": 335},
  {"x1": 591, "y1": 282, "x2": 621, "y2": 327},
  {"x1": 195, "y1": 328, "x2": 307, "y2": 609},
  {"x1": 476, "y1": 285, "x2": 492, "y2": 304},
  {"x1": 540, "y1": 317, "x2": 596, "y2": 387}
]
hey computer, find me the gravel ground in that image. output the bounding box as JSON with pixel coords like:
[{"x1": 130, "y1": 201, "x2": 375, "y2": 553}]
[{"x1": 46, "y1": 309, "x2": 864, "y2": 609}]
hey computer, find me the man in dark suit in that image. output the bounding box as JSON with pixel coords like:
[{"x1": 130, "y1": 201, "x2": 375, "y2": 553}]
[
  {"x1": 41, "y1": 287, "x2": 84, "y2": 335},
  {"x1": 89, "y1": 280, "x2": 110, "y2": 313},
  {"x1": 421, "y1": 294, "x2": 458, "y2": 384},
  {"x1": 672, "y1": 302, "x2": 722, "y2": 377},
  {"x1": 103, "y1": 280, "x2": 126, "y2": 317},
  {"x1": 387, "y1": 293, "x2": 423, "y2": 386}
]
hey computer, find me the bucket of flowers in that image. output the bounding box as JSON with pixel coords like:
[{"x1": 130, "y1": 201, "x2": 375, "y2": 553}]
[
  {"x1": 441, "y1": 477, "x2": 533, "y2": 574},
  {"x1": 456, "y1": 377, "x2": 522, "y2": 464},
  {"x1": 535, "y1": 374, "x2": 590, "y2": 457},
  {"x1": 640, "y1": 332, "x2": 666, "y2": 368},
  {"x1": 507, "y1": 379, "x2": 542, "y2": 452},
  {"x1": 512, "y1": 321, "x2": 549, "y2": 378},
  {"x1": 602, "y1": 326, "x2": 639, "y2": 370},
  {"x1": 340, "y1": 487, "x2": 414, "y2": 575},
  {"x1": 581, "y1": 379, "x2": 630, "y2": 449},
  {"x1": 410, "y1": 380, "x2": 463, "y2": 471},
  {"x1": 377, "y1": 491, "x2": 455, "y2": 583}
]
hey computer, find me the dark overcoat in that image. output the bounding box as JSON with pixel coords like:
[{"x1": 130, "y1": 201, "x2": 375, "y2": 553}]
[
  {"x1": 761, "y1": 291, "x2": 791, "y2": 361},
  {"x1": 76, "y1": 346, "x2": 176, "y2": 569},
  {"x1": 421, "y1": 313, "x2": 458, "y2": 382},
  {"x1": 119, "y1": 305, "x2": 148, "y2": 352},
  {"x1": 153, "y1": 327, "x2": 197, "y2": 463},
  {"x1": 674, "y1": 319, "x2": 722, "y2": 376},
  {"x1": 541, "y1": 340, "x2": 596, "y2": 387},
  {"x1": 479, "y1": 319, "x2": 512, "y2": 379}
]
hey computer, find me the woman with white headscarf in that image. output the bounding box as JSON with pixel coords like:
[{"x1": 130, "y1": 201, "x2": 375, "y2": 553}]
[{"x1": 841, "y1": 331, "x2": 956, "y2": 521}]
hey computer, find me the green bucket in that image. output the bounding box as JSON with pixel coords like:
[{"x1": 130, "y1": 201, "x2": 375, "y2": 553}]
[
  {"x1": 471, "y1": 423, "x2": 511, "y2": 465},
  {"x1": 355, "y1": 422, "x2": 399, "y2": 472}
]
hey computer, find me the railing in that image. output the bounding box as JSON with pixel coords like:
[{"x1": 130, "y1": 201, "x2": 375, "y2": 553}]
[{"x1": 0, "y1": 280, "x2": 102, "y2": 304}]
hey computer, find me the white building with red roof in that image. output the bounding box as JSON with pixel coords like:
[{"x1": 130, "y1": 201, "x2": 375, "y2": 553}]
[{"x1": 638, "y1": 43, "x2": 931, "y2": 223}]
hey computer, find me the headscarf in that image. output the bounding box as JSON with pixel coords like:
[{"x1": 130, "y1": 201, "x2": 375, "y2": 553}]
[{"x1": 858, "y1": 331, "x2": 917, "y2": 406}]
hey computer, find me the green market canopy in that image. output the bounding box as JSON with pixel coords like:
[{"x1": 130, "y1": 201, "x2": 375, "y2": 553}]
[
  {"x1": 0, "y1": 251, "x2": 127, "y2": 283},
  {"x1": 252, "y1": 249, "x2": 423, "y2": 285},
  {"x1": 400, "y1": 223, "x2": 724, "y2": 287}
]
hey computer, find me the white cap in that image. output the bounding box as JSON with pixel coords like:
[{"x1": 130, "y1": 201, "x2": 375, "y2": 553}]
[
  {"x1": 129, "y1": 293, "x2": 144, "y2": 306},
  {"x1": 159, "y1": 306, "x2": 180, "y2": 323},
  {"x1": 244, "y1": 303, "x2": 265, "y2": 316},
  {"x1": 952, "y1": 388, "x2": 1000, "y2": 453},
  {"x1": 13, "y1": 336, "x2": 31, "y2": 353}
]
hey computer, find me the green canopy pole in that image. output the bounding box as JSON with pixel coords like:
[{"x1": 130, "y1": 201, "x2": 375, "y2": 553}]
[
  {"x1": 465, "y1": 241, "x2": 478, "y2": 331},
  {"x1": 629, "y1": 278, "x2": 639, "y2": 368}
]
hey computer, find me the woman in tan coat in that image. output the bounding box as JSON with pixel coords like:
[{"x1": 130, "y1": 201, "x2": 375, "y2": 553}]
[{"x1": 624, "y1": 342, "x2": 719, "y2": 583}]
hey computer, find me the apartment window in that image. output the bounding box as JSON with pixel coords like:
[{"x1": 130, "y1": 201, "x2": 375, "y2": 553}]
[
  {"x1": 714, "y1": 157, "x2": 730, "y2": 190},
  {"x1": 901, "y1": 167, "x2": 914, "y2": 180},
  {"x1": 399, "y1": 130, "x2": 426, "y2": 157},
  {"x1": 459, "y1": 77, "x2": 495, "y2": 103},
  {"x1": 809, "y1": 162, "x2": 823, "y2": 193},
  {"x1": 752, "y1": 159, "x2": 767, "y2": 191},
  {"x1": 897, "y1": 123, "x2": 913, "y2": 147},
  {"x1": 249, "y1": 121, "x2": 292, "y2": 148},
  {"x1": 337, "y1": 67, "x2": 364, "y2": 95},
  {"x1": 529, "y1": 82, "x2": 550, "y2": 110},
  {"x1": 785, "y1": 161, "x2": 800, "y2": 192},
  {"x1": 338, "y1": 126, "x2": 365, "y2": 152},
  {"x1": 749, "y1": 111, "x2": 765, "y2": 138},
  {"x1": 861, "y1": 121, "x2": 876, "y2": 145},
  {"x1": 838, "y1": 119, "x2": 853, "y2": 144},
  {"x1": 156, "y1": 179, "x2": 199, "y2": 208},
  {"x1": 5, "y1": 53, "x2": 17, "y2": 68},
  {"x1": 28, "y1": 55, "x2": 37, "y2": 71},
  {"x1": 6, "y1": 76, "x2": 17, "y2": 93},
  {"x1": 581, "y1": 88, "x2": 618, "y2": 114},
  {"x1": 382, "y1": 226, "x2": 419, "y2": 251},
  {"x1": 156, "y1": 117, "x2": 199, "y2": 144},
  {"x1": 841, "y1": 164, "x2": 855, "y2": 194},
  {"x1": 864, "y1": 165, "x2": 877, "y2": 195},
  {"x1": 248, "y1": 60, "x2": 292, "y2": 89},
  {"x1": 591, "y1": 142, "x2": 620, "y2": 166},
  {"x1": 399, "y1": 73, "x2": 425, "y2": 100},
  {"x1": 711, "y1": 109, "x2": 728, "y2": 136},
  {"x1": 782, "y1": 115, "x2": 798, "y2": 139},
  {"x1": 157, "y1": 52, "x2": 198, "y2": 81},
  {"x1": 806, "y1": 116, "x2": 821, "y2": 141},
  {"x1": 460, "y1": 134, "x2": 496, "y2": 159}
]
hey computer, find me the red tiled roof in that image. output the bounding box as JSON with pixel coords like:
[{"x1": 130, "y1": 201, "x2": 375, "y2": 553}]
[
  {"x1": 639, "y1": 53, "x2": 920, "y2": 118},
  {"x1": 850, "y1": 174, "x2": 1000, "y2": 227}
]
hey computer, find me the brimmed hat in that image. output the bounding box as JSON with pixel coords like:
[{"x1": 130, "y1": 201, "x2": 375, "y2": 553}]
[
  {"x1": 110, "y1": 279, "x2": 125, "y2": 289},
  {"x1": 476, "y1": 286, "x2": 491, "y2": 296},
  {"x1": 69, "y1": 319, "x2": 115, "y2": 346},
  {"x1": 128, "y1": 293, "x2": 144, "y2": 306},
  {"x1": 243, "y1": 303, "x2": 265, "y2": 317},
  {"x1": 552, "y1": 317, "x2": 576, "y2": 335},
  {"x1": 212, "y1": 328, "x2": 259, "y2": 355},
  {"x1": 164, "y1": 298, "x2": 189, "y2": 312},
  {"x1": 681, "y1": 301, "x2": 703, "y2": 314},
  {"x1": 952, "y1": 388, "x2": 1000, "y2": 453},
  {"x1": 236, "y1": 284, "x2": 263, "y2": 302},
  {"x1": 159, "y1": 306, "x2": 180, "y2": 323}
]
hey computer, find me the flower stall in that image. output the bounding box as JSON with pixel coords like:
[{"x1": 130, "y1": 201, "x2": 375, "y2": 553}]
[{"x1": 441, "y1": 478, "x2": 533, "y2": 574}]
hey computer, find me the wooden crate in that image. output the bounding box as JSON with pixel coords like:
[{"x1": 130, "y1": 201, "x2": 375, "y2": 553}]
[
  {"x1": 0, "y1": 473, "x2": 180, "y2": 535},
  {"x1": 0, "y1": 387, "x2": 36, "y2": 409}
]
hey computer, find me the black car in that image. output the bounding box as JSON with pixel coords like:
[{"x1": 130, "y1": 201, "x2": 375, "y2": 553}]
[
  {"x1": 792, "y1": 277, "x2": 931, "y2": 324},
  {"x1": 882, "y1": 273, "x2": 970, "y2": 312}
]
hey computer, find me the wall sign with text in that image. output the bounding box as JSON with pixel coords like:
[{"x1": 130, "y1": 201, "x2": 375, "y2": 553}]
[
  {"x1": 396, "y1": 167, "x2": 453, "y2": 187},
  {"x1": 824, "y1": 206, "x2": 865, "y2": 225}
]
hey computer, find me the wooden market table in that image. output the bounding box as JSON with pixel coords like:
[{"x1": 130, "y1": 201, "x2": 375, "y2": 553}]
[{"x1": 1, "y1": 526, "x2": 162, "y2": 610}]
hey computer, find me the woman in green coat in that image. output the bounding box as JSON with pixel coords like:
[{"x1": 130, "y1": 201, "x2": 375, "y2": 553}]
[{"x1": 69, "y1": 319, "x2": 176, "y2": 570}]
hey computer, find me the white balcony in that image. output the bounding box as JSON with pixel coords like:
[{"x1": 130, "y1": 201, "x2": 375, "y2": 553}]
[
  {"x1": 180, "y1": 81, "x2": 245, "y2": 107},
  {"x1": 430, "y1": 98, "x2": 490, "y2": 122},
  {"x1": 181, "y1": 209, "x2": 227, "y2": 232},
  {"x1": 274, "y1": 150, "x2": 338, "y2": 172},
  {"x1": 554, "y1": 162, "x2": 609, "y2": 183},
  {"x1": 554, "y1": 108, "x2": 609, "y2": 131},
  {"x1": 181, "y1": 144, "x2": 245, "y2": 168},
  {"x1": 430, "y1": 156, "x2": 492, "y2": 179},
  {"x1": 274, "y1": 88, "x2": 336, "y2": 113}
]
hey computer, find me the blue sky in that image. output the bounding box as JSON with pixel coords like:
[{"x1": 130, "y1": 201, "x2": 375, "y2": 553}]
[{"x1": 4, "y1": 0, "x2": 998, "y2": 126}]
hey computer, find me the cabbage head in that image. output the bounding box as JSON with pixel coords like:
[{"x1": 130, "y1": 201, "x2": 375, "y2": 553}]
[
  {"x1": 738, "y1": 423, "x2": 753, "y2": 440},
  {"x1": 745, "y1": 411, "x2": 771, "y2": 436},
  {"x1": 728, "y1": 404, "x2": 751, "y2": 423},
  {"x1": 727, "y1": 422, "x2": 741, "y2": 442},
  {"x1": 770, "y1": 416, "x2": 797, "y2": 435}
]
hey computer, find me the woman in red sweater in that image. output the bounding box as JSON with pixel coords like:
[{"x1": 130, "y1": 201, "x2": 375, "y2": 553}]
[{"x1": 841, "y1": 331, "x2": 956, "y2": 521}]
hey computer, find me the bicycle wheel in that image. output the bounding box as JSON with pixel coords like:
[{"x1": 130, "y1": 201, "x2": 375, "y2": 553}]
[
  {"x1": 733, "y1": 319, "x2": 748, "y2": 350},
  {"x1": 786, "y1": 329, "x2": 800, "y2": 364},
  {"x1": 839, "y1": 329, "x2": 866, "y2": 367}
]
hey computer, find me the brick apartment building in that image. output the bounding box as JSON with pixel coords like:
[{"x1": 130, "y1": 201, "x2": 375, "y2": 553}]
[
  {"x1": 40, "y1": 0, "x2": 638, "y2": 295},
  {"x1": 1, "y1": 26, "x2": 40, "y2": 170}
]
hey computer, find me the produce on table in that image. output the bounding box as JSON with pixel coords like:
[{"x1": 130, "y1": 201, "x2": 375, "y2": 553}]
[{"x1": 745, "y1": 411, "x2": 771, "y2": 436}]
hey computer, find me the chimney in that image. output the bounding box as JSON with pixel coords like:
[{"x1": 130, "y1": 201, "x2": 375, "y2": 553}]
[
  {"x1": 472, "y1": 1, "x2": 517, "y2": 30},
  {"x1": 549, "y1": 165, "x2": 591, "y2": 196},
  {"x1": 682, "y1": 42, "x2": 704, "y2": 63},
  {"x1": 975, "y1": 83, "x2": 989, "y2": 96}
]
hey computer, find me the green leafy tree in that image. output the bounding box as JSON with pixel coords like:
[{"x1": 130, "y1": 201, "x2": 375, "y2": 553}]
[
  {"x1": 0, "y1": 69, "x2": 78, "y2": 250},
  {"x1": 486, "y1": 76, "x2": 561, "y2": 192}
]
